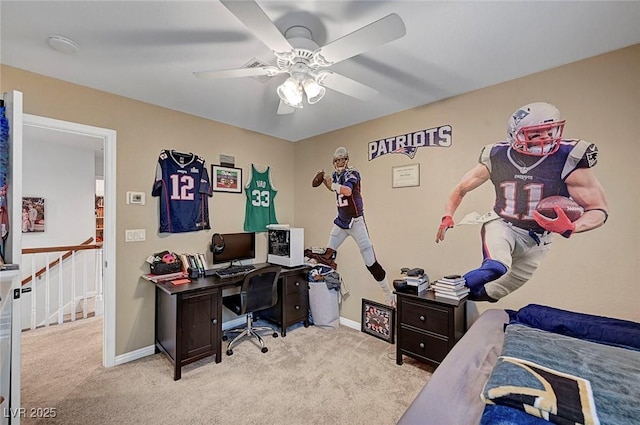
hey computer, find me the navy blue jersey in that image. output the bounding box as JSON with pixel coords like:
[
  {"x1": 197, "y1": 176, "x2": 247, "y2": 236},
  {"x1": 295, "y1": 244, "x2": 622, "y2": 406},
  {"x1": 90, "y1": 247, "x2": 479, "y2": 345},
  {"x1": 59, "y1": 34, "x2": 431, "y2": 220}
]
[
  {"x1": 480, "y1": 139, "x2": 598, "y2": 231},
  {"x1": 152, "y1": 150, "x2": 212, "y2": 233},
  {"x1": 332, "y1": 168, "x2": 364, "y2": 229}
]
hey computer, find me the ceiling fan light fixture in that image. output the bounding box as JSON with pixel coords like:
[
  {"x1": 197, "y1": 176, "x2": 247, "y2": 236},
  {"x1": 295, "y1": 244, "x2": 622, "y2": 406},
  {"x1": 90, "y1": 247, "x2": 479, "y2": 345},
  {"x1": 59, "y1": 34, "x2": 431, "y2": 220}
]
[
  {"x1": 277, "y1": 77, "x2": 304, "y2": 108},
  {"x1": 302, "y1": 77, "x2": 326, "y2": 104}
]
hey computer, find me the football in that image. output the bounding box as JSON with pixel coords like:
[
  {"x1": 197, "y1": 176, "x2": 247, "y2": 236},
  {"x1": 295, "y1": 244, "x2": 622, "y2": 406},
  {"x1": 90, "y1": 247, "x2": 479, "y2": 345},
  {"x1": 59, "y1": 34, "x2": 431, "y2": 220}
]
[
  {"x1": 312, "y1": 170, "x2": 325, "y2": 188},
  {"x1": 535, "y1": 196, "x2": 584, "y2": 222}
]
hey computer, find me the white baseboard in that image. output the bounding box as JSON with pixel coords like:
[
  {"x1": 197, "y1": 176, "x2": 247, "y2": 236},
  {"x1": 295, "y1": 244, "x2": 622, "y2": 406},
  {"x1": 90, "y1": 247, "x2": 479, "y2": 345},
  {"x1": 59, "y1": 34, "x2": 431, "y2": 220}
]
[
  {"x1": 339, "y1": 316, "x2": 360, "y2": 330},
  {"x1": 115, "y1": 344, "x2": 156, "y2": 366}
]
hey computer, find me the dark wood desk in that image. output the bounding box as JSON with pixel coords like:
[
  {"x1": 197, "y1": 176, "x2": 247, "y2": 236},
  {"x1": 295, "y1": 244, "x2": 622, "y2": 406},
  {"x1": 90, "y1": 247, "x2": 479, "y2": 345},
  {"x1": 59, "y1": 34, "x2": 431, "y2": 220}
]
[{"x1": 152, "y1": 263, "x2": 309, "y2": 380}]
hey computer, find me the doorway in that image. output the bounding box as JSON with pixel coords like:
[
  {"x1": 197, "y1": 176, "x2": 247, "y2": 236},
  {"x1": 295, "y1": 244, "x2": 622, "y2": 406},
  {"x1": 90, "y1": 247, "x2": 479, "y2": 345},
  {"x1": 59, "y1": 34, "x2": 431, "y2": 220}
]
[{"x1": 23, "y1": 114, "x2": 116, "y2": 368}]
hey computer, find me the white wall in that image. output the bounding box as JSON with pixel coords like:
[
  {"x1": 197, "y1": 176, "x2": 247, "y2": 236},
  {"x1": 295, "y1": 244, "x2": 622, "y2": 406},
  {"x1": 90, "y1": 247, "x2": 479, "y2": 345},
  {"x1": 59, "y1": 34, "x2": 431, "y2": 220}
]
[
  {"x1": 22, "y1": 139, "x2": 95, "y2": 248},
  {"x1": 20, "y1": 137, "x2": 97, "y2": 327}
]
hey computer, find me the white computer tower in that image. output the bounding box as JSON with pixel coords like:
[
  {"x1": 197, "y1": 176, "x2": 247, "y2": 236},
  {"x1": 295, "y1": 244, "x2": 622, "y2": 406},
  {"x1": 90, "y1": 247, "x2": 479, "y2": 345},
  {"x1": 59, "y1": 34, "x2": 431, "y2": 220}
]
[{"x1": 267, "y1": 227, "x2": 304, "y2": 267}]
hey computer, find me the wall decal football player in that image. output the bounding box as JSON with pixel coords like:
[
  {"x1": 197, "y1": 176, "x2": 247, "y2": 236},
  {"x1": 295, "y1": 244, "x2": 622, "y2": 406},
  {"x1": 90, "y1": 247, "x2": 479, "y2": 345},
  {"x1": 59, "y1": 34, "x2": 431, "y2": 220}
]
[
  {"x1": 313, "y1": 147, "x2": 395, "y2": 306},
  {"x1": 152, "y1": 150, "x2": 212, "y2": 233},
  {"x1": 435, "y1": 102, "x2": 609, "y2": 301}
]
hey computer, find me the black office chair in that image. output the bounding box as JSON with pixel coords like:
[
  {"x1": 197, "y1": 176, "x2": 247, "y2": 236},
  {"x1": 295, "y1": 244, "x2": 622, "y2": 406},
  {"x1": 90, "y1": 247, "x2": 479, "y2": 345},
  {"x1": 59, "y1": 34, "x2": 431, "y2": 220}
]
[{"x1": 222, "y1": 265, "x2": 281, "y2": 355}]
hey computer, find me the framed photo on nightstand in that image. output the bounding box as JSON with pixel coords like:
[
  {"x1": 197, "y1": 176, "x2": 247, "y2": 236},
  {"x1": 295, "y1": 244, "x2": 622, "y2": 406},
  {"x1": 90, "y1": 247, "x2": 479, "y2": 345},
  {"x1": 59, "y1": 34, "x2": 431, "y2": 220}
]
[{"x1": 361, "y1": 298, "x2": 395, "y2": 344}]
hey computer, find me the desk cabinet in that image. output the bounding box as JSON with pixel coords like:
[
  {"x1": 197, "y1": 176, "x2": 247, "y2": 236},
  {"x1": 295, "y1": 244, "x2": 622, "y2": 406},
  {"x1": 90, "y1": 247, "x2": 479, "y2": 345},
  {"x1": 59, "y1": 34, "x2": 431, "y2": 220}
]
[
  {"x1": 152, "y1": 264, "x2": 309, "y2": 380},
  {"x1": 260, "y1": 270, "x2": 309, "y2": 336},
  {"x1": 396, "y1": 291, "x2": 466, "y2": 367},
  {"x1": 155, "y1": 287, "x2": 221, "y2": 380}
]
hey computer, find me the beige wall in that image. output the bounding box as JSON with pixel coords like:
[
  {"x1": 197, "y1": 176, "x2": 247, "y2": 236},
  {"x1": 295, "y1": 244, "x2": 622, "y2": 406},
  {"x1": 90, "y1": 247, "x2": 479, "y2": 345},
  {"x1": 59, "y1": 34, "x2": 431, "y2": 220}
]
[
  {"x1": 295, "y1": 44, "x2": 640, "y2": 324},
  {"x1": 3, "y1": 43, "x2": 639, "y2": 357},
  {"x1": 1, "y1": 65, "x2": 296, "y2": 354}
]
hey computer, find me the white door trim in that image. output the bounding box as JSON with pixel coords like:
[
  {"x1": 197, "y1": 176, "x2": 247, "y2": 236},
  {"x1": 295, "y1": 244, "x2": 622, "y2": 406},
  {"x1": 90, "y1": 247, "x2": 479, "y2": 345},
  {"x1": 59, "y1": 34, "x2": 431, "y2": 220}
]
[{"x1": 23, "y1": 114, "x2": 117, "y2": 368}]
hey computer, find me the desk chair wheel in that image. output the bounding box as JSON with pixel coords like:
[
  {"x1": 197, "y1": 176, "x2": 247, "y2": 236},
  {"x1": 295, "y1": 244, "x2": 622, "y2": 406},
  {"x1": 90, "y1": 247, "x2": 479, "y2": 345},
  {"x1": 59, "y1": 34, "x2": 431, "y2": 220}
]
[
  {"x1": 226, "y1": 348, "x2": 233, "y2": 356},
  {"x1": 222, "y1": 335, "x2": 228, "y2": 341},
  {"x1": 272, "y1": 332, "x2": 279, "y2": 338},
  {"x1": 261, "y1": 347, "x2": 268, "y2": 353}
]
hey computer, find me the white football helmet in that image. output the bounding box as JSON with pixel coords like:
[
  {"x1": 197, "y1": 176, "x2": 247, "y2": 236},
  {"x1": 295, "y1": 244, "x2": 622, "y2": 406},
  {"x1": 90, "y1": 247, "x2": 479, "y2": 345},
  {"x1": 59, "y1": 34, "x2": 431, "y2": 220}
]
[
  {"x1": 507, "y1": 102, "x2": 565, "y2": 156},
  {"x1": 332, "y1": 147, "x2": 349, "y2": 173}
]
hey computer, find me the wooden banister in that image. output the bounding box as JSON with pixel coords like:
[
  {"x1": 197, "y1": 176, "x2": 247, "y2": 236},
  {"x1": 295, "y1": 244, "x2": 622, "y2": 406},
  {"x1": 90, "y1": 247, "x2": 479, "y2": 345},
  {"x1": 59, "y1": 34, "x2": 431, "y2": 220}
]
[{"x1": 21, "y1": 238, "x2": 99, "y2": 286}]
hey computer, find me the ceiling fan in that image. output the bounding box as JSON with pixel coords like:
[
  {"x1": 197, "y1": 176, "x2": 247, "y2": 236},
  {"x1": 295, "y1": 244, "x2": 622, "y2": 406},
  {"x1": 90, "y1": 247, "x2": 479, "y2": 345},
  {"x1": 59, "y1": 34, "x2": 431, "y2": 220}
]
[{"x1": 194, "y1": 0, "x2": 406, "y2": 115}]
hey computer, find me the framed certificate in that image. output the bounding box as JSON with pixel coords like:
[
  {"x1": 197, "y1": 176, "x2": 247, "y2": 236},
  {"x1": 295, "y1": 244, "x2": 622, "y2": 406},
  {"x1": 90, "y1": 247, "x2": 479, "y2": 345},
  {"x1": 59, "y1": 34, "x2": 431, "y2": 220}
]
[{"x1": 392, "y1": 163, "x2": 420, "y2": 188}]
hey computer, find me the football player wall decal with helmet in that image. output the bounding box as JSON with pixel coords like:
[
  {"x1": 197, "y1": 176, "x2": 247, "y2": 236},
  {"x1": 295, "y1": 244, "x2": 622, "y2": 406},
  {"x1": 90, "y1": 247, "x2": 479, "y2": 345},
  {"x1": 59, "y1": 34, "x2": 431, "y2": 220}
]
[
  {"x1": 435, "y1": 102, "x2": 609, "y2": 302},
  {"x1": 313, "y1": 147, "x2": 395, "y2": 306}
]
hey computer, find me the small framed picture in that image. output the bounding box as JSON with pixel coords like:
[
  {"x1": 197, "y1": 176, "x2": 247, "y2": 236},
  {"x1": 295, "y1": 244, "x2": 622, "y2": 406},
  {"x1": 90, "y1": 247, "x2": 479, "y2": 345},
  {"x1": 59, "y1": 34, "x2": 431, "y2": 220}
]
[
  {"x1": 211, "y1": 165, "x2": 243, "y2": 193},
  {"x1": 22, "y1": 197, "x2": 46, "y2": 233},
  {"x1": 361, "y1": 298, "x2": 395, "y2": 344},
  {"x1": 392, "y1": 163, "x2": 420, "y2": 188}
]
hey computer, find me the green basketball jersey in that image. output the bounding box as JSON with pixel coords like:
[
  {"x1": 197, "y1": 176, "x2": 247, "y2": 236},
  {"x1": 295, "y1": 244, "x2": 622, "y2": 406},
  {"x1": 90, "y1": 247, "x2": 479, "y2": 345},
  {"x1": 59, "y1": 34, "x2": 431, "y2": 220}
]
[{"x1": 244, "y1": 164, "x2": 278, "y2": 232}]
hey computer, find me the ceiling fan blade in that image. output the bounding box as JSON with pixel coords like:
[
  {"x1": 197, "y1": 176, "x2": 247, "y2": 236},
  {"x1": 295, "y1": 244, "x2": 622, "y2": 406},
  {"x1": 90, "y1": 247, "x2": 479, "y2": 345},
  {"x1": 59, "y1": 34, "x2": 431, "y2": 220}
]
[
  {"x1": 193, "y1": 66, "x2": 278, "y2": 80},
  {"x1": 321, "y1": 72, "x2": 379, "y2": 101},
  {"x1": 277, "y1": 100, "x2": 295, "y2": 115},
  {"x1": 316, "y1": 13, "x2": 406, "y2": 65},
  {"x1": 220, "y1": 0, "x2": 293, "y2": 54}
]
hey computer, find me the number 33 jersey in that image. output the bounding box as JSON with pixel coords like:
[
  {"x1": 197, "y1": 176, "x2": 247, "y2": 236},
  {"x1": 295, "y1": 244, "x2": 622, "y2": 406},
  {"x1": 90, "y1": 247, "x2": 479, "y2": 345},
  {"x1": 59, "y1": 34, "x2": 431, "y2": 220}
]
[
  {"x1": 152, "y1": 150, "x2": 212, "y2": 233},
  {"x1": 244, "y1": 164, "x2": 278, "y2": 232}
]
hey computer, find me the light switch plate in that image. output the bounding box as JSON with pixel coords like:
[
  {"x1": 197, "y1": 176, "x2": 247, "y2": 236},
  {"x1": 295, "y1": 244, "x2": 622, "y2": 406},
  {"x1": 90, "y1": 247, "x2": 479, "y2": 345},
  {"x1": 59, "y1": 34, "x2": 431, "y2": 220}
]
[{"x1": 125, "y1": 229, "x2": 146, "y2": 242}]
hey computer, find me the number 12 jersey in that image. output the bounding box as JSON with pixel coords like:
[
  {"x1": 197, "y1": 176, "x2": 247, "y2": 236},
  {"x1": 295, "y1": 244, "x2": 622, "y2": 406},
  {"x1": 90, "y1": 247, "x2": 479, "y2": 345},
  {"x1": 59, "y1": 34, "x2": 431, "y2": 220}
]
[{"x1": 152, "y1": 150, "x2": 212, "y2": 233}]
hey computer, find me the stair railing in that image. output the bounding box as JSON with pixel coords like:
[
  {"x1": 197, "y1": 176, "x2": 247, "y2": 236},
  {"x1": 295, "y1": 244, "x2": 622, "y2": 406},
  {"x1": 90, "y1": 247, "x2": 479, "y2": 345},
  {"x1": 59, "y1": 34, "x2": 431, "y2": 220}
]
[{"x1": 21, "y1": 237, "x2": 103, "y2": 330}]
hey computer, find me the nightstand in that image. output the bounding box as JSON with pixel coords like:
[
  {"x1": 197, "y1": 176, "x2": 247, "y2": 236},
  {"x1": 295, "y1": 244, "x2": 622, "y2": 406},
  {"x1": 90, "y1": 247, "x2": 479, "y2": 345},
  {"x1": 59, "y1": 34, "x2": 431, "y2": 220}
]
[{"x1": 395, "y1": 290, "x2": 467, "y2": 367}]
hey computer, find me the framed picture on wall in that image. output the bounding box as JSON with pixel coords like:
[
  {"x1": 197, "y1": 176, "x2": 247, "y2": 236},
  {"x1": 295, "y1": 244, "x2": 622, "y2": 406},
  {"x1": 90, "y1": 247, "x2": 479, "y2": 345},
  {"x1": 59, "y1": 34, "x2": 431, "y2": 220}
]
[
  {"x1": 361, "y1": 298, "x2": 395, "y2": 344},
  {"x1": 211, "y1": 165, "x2": 243, "y2": 193},
  {"x1": 392, "y1": 163, "x2": 420, "y2": 188},
  {"x1": 22, "y1": 197, "x2": 45, "y2": 233}
]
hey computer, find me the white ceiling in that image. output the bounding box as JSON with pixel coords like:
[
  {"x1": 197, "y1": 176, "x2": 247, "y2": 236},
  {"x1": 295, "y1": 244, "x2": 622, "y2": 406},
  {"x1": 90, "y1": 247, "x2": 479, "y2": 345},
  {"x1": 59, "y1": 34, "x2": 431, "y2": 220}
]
[{"x1": 3, "y1": 1, "x2": 640, "y2": 142}]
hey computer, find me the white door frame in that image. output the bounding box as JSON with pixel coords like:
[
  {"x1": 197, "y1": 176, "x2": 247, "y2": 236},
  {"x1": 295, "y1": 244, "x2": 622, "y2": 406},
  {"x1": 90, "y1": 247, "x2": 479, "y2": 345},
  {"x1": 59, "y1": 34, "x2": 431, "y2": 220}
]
[{"x1": 23, "y1": 114, "x2": 116, "y2": 368}]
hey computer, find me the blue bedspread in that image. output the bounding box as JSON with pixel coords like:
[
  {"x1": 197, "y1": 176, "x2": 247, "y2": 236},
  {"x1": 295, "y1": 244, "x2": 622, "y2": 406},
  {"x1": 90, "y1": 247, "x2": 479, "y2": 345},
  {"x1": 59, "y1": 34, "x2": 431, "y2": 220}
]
[
  {"x1": 507, "y1": 304, "x2": 640, "y2": 351},
  {"x1": 481, "y1": 323, "x2": 640, "y2": 425}
]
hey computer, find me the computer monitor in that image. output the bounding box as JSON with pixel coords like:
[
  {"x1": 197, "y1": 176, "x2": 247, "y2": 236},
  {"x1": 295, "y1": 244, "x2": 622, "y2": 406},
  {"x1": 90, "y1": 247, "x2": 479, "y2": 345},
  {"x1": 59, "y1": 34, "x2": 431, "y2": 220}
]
[{"x1": 210, "y1": 232, "x2": 256, "y2": 265}]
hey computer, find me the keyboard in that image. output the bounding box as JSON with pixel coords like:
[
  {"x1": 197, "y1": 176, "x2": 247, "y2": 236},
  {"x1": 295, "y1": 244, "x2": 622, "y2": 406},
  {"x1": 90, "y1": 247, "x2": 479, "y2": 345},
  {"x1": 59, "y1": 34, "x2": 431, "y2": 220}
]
[{"x1": 213, "y1": 264, "x2": 255, "y2": 279}]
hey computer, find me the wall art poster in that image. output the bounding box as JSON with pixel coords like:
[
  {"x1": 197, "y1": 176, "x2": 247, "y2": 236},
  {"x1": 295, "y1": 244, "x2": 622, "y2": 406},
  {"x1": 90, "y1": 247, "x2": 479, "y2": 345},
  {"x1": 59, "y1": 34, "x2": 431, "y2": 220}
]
[
  {"x1": 22, "y1": 197, "x2": 45, "y2": 233},
  {"x1": 212, "y1": 165, "x2": 243, "y2": 193},
  {"x1": 361, "y1": 298, "x2": 395, "y2": 344}
]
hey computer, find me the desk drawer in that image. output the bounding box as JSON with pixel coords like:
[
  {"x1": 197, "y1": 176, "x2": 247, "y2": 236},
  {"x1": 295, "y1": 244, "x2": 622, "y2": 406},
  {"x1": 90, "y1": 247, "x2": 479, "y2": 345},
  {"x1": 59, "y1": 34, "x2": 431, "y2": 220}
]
[
  {"x1": 399, "y1": 326, "x2": 449, "y2": 364},
  {"x1": 285, "y1": 292, "x2": 308, "y2": 321},
  {"x1": 402, "y1": 300, "x2": 449, "y2": 336},
  {"x1": 284, "y1": 275, "x2": 308, "y2": 295}
]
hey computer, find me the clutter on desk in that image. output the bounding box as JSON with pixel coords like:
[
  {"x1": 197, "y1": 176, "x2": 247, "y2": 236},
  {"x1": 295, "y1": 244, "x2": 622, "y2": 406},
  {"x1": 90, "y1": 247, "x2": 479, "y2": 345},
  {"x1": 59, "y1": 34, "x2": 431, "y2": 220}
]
[
  {"x1": 147, "y1": 251, "x2": 184, "y2": 275},
  {"x1": 178, "y1": 252, "x2": 218, "y2": 278}
]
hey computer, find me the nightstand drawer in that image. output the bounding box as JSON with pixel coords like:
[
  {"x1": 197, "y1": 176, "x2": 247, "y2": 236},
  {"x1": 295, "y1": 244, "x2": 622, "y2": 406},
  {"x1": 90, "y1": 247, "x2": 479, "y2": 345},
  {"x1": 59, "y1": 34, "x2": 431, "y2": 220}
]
[
  {"x1": 399, "y1": 327, "x2": 449, "y2": 364},
  {"x1": 402, "y1": 300, "x2": 449, "y2": 336}
]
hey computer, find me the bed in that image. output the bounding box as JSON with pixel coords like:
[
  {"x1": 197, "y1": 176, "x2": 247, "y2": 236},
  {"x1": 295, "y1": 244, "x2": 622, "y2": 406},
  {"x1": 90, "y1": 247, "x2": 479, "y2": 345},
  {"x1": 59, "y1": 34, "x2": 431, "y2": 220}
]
[{"x1": 397, "y1": 304, "x2": 640, "y2": 425}]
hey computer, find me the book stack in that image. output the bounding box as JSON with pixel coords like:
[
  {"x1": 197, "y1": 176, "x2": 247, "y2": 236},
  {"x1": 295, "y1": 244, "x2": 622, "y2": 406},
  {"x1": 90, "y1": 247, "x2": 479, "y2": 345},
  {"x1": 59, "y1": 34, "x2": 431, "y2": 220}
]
[
  {"x1": 180, "y1": 253, "x2": 210, "y2": 277},
  {"x1": 433, "y1": 275, "x2": 469, "y2": 301},
  {"x1": 405, "y1": 273, "x2": 430, "y2": 293}
]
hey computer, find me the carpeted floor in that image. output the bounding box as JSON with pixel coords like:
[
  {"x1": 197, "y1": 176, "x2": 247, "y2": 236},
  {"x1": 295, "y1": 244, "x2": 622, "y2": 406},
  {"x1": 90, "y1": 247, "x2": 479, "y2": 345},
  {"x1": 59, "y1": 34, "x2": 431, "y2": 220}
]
[{"x1": 20, "y1": 317, "x2": 432, "y2": 424}]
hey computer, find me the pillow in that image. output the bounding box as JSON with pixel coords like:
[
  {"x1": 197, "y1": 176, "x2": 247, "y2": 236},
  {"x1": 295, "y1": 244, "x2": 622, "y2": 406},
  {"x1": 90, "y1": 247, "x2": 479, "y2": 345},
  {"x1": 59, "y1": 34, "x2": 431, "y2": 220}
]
[{"x1": 507, "y1": 304, "x2": 640, "y2": 351}]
